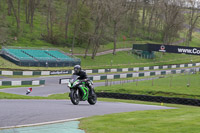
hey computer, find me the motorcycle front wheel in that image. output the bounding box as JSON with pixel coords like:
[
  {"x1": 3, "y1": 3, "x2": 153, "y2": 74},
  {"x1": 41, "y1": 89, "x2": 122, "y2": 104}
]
[
  {"x1": 88, "y1": 93, "x2": 97, "y2": 105},
  {"x1": 70, "y1": 89, "x2": 80, "y2": 105}
]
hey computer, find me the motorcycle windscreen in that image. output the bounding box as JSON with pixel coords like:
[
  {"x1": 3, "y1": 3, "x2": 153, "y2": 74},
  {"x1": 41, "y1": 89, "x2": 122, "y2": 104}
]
[{"x1": 70, "y1": 75, "x2": 79, "y2": 82}]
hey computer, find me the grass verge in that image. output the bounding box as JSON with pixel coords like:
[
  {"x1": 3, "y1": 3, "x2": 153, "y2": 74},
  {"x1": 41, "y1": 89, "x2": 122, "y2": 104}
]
[
  {"x1": 80, "y1": 100, "x2": 200, "y2": 133},
  {"x1": 95, "y1": 73, "x2": 200, "y2": 99},
  {"x1": 0, "y1": 91, "x2": 69, "y2": 99},
  {"x1": 0, "y1": 85, "x2": 39, "y2": 90}
]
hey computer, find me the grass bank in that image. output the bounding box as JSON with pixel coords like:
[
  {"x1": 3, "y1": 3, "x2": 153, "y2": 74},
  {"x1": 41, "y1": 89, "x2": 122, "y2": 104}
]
[
  {"x1": 1, "y1": 46, "x2": 200, "y2": 70},
  {"x1": 80, "y1": 103, "x2": 200, "y2": 133},
  {"x1": 95, "y1": 73, "x2": 200, "y2": 99},
  {"x1": 79, "y1": 51, "x2": 200, "y2": 69}
]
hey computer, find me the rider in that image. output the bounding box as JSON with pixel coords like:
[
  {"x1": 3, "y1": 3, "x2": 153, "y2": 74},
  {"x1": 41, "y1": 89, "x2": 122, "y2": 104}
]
[
  {"x1": 73, "y1": 65, "x2": 94, "y2": 96},
  {"x1": 73, "y1": 65, "x2": 87, "y2": 80}
]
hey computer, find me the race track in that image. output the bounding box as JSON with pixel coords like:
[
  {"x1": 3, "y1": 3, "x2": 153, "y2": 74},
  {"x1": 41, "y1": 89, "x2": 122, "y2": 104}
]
[
  {"x1": 0, "y1": 99, "x2": 174, "y2": 128},
  {"x1": 0, "y1": 75, "x2": 157, "y2": 96},
  {"x1": 0, "y1": 73, "x2": 175, "y2": 129}
]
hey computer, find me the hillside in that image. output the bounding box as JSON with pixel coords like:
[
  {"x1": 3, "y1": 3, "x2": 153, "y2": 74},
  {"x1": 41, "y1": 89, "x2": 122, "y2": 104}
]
[
  {"x1": 0, "y1": 0, "x2": 200, "y2": 70},
  {"x1": 0, "y1": 1, "x2": 189, "y2": 50}
]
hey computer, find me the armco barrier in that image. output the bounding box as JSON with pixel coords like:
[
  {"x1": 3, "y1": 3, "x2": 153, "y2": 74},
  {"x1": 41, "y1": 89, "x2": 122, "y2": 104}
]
[
  {"x1": 51, "y1": 62, "x2": 199, "y2": 75},
  {"x1": 0, "y1": 80, "x2": 45, "y2": 86},
  {"x1": 60, "y1": 67, "x2": 200, "y2": 83},
  {"x1": 0, "y1": 71, "x2": 51, "y2": 76},
  {"x1": 96, "y1": 92, "x2": 200, "y2": 106},
  {"x1": 0, "y1": 62, "x2": 200, "y2": 76}
]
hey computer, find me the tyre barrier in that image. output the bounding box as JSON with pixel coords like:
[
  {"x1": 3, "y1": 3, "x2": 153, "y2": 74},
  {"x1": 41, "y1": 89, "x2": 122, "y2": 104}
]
[{"x1": 96, "y1": 92, "x2": 200, "y2": 106}]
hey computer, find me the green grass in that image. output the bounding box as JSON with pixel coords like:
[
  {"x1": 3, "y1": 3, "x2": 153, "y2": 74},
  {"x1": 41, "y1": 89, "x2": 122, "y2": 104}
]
[
  {"x1": 80, "y1": 103, "x2": 200, "y2": 133},
  {"x1": 0, "y1": 50, "x2": 200, "y2": 70},
  {"x1": 0, "y1": 85, "x2": 69, "y2": 99},
  {"x1": 60, "y1": 41, "x2": 135, "y2": 54},
  {"x1": 179, "y1": 32, "x2": 200, "y2": 47},
  {"x1": 96, "y1": 40, "x2": 160, "y2": 52},
  {"x1": 0, "y1": 92, "x2": 69, "y2": 99},
  {"x1": 0, "y1": 92, "x2": 42, "y2": 99},
  {"x1": 79, "y1": 51, "x2": 200, "y2": 69},
  {"x1": 95, "y1": 73, "x2": 200, "y2": 99},
  {"x1": 189, "y1": 32, "x2": 200, "y2": 47},
  {"x1": 0, "y1": 85, "x2": 39, "y2": 89}
]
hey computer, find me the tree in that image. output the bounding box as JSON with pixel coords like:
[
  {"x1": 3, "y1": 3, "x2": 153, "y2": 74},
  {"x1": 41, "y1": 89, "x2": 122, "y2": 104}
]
[
  {"x1": 0, "y1": 0, "x2": 9, "y2": 46},
  {"x1": 71, "y1": 0, "x2": 91, "y2": 55},
  {"x1": 8, "y1": 0, "x2": 21, "y2": 33},
  {"x1": 24, "y1": 0, "x2": 30, "y2": 24},
  {"x1": 65, "y1": 0, "x2": 78, "y2": 40},
  {"x1": 84, "y1": 0, "x2": 108, "y2": 59},
  {"x1": 147, "y1": 0, "x2": 157, "y2": 37},
  {"x1": 128, "y1": 0, "x2": 139, "y2": 38},
  {"x1": 46, "y1": 0, "x2": 54, "y2": 42},
  {"x1": 30, "y1": 0, "x2": 40, "y2": 31},
  {"x1": 161, "y1": 0, "x2": 184, "y2": 45},
  {"x1": 142, "y1": 0, "x2": 149, "y2": 31},
  {"x1": 185, "y1": 0, "x2": 200, "y2": 46},
  {"x1": 7, "y1": 0, "x2": 12, "y2": 16},
  {"x1": 106, "y1": 0, "x2": 129, "y2": 55},
  {"x1": 24, "y1": 0, "x2": 40, "y2": 31}
]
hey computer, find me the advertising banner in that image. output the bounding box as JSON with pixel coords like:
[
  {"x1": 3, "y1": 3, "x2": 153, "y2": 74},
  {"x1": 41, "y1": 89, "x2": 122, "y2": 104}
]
[
  {"x1": 133, "y1": 44, "x2": 200, "y2": 55},
  {"x1": 50, "y1": 70, "x2": 72, "y2": 75},
  {"x1": 148, "y1": 44, "x2": 200, "y2": 55}
]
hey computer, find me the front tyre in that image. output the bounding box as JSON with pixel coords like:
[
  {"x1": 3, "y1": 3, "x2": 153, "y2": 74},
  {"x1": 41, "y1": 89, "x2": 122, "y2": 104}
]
[
  {"x1": 88, "y1": 93, "x2": 97, "y2": 105},
  {"x1": 70, "y1": 89, "x2": 79, "y2": 105}
]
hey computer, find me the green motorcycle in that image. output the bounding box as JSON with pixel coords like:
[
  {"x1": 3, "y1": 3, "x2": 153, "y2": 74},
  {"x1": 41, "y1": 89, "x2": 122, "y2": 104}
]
[{"x1": 68, "y1": 75, "x2": 97, "y2": 105}]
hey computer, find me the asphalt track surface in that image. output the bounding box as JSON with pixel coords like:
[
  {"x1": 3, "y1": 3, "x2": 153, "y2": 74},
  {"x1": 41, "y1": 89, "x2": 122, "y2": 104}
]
[{"x1": 0, "y1": 99, "x2": 174, "y2": 128}]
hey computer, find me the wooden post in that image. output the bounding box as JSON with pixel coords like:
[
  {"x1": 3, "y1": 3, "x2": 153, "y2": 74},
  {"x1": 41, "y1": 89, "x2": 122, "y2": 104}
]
[
  {"x1": 152, "y1": 78, "x2": 154, "y2": 86},
  {"x1": 136, "y1": 78, "x2": 138, "y2": 86},
  {"x1": 170, "y1": 75, "x2": 172, "y2": 87}
]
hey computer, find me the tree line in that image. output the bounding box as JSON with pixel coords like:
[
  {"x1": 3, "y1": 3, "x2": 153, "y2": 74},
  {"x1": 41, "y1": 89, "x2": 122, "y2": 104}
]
[{"x1": 0, "y1": 0, "x2": 199, "y2": 59}]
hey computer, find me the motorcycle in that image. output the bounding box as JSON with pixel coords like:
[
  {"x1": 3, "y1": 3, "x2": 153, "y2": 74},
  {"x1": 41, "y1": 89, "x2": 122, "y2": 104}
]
[{"x1": 68, "y1": 75, "x2": 97, "y2": 105}]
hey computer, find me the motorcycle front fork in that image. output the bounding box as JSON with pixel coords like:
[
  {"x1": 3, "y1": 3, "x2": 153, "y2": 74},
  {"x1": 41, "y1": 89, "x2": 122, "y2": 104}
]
[
  {"x1": 89, "y1": 87, "x2": 95, "y2": 96},
  {"x1": 69, "y1": 89, "x2": 80, "y2": 98}
]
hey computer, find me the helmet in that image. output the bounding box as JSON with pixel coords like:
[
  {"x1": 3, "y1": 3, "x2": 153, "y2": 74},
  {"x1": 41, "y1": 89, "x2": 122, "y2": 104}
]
[{"x1": 74, "y1": 65, "x2": 81, "y2": 74}]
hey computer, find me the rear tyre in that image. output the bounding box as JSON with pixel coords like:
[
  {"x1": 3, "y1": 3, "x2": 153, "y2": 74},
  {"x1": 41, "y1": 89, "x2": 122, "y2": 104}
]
[{"x1": 70, "y1": 90, "x2": 79, "y2": 105}]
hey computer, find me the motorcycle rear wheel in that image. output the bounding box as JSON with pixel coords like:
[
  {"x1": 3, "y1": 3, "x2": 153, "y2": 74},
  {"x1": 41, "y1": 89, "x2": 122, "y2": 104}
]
[{"x1": 70, "y1": 90, "x2": 80, "y2": 105}]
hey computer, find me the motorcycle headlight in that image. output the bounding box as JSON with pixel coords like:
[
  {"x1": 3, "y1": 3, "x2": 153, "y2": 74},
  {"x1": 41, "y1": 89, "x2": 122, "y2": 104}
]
[
  {"x1": 73, "y1": 80, "x2": 79, "y2": 86},
  {"x1": 69, "y1": 79, "x2": 73, "y2": 83}
]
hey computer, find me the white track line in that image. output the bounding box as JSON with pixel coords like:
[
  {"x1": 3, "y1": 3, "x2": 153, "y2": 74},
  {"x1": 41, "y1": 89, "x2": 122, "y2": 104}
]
[{"x1": 0, "y1": 117, "x2": 84, "y2": 130}]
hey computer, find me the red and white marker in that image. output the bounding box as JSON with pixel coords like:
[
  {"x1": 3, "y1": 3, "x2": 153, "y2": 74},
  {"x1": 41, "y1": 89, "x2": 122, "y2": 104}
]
[{"x1": 26, "y1": 88, "x2": 32, "y2": 95}]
